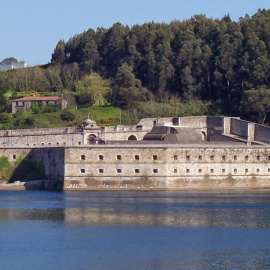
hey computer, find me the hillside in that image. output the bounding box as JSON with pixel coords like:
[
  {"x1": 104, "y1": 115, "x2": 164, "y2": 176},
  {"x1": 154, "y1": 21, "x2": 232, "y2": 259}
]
[{"x1": 0, "y1": 8, "x2": 270, "y2": 127}]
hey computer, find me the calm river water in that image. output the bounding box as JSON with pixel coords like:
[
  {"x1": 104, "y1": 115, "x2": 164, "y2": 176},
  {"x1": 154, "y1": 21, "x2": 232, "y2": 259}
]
[{"x1": 0, "y1": 190, "x2": 269, "y2": 270}]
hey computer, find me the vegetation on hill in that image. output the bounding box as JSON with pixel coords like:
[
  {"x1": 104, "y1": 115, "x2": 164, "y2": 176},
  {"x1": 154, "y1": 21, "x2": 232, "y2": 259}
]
[{"x1": 0, "y1": 9, "x2": 270, "y2": 127}]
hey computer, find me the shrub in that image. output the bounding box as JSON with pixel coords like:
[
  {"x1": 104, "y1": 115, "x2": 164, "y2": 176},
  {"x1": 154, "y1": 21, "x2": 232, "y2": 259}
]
[{"x1": 60, "y1": 110, "x2": 76, "y2": 121}]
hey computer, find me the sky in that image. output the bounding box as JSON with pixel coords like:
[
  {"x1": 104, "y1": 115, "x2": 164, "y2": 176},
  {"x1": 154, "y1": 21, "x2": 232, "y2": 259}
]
[{"x1": 1, "y1": 0, "x2": 270, "y2": 67}]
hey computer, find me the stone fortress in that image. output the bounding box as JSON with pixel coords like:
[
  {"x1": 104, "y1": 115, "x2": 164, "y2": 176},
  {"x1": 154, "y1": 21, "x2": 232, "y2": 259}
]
[{"x1": 1, "y1": 115, "x2": 270, "y2": 190}]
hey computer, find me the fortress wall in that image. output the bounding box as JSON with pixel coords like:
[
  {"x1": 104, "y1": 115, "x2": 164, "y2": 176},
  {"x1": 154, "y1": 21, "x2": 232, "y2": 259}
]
[
  {"x1": 1, "y1": 133, "x2": 84, "y2": 147},
  {"x1": 230, "y1": 118, "x2": 248, "y2": 138},
  {"x1": 0, "y1": 147, "x2": 65, "y2": 183},
  {"x1": 206, "y1": 116, "x2": 224, "y2": 128},
  {"x1": 180, "y1": 116, "x2": 208, "y2": 128},
  {"x1": 0, "y1": 127, "x2": 79, "y2": 137},
  {"x1": 63, "y1": 145, "x2": 270, "y2": 189},
  {"x1": 254, "y1": 124, "x2": 270, "y2": 144}
]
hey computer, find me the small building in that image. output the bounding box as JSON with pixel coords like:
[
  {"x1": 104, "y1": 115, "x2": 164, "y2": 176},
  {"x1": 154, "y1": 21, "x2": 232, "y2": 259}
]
[
  {"x1": 11, "y1": 96, "x2": 67, "y2": 113},
  {"x1": 0, "y1": 62, "x2": 27, "y2": 71}
]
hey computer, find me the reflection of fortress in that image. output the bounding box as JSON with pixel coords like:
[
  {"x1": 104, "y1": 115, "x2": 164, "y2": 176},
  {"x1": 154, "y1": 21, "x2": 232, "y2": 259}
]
[{"x1": 1, "y1": 116, "x2": 270, "y2": 189}]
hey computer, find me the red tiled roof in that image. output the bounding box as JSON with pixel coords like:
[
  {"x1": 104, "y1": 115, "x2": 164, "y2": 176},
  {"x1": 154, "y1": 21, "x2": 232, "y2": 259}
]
[{"x1": 13, "y1": 96, "x2": 61, "y2": 101}]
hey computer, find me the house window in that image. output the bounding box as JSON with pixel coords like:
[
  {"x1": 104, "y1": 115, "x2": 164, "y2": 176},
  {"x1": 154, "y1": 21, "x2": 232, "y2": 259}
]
[
  {"x1": 174, "y1": 155, "x2": 177, "y2": 161},
  {"x1": 57, "y1": 142, "x2": 60, "y2": 145},
  {"x1": 153, "y1": 169, "x2": 158, "y2": 174},
  {"x1": 81, "y1": 155, "x2": 86, "y2": 160},
  {"x1": 210, "y1": 155, "x2": 214, "y2": 160},
  {"x1": 99, "y1": 169, "x2": 104, "y2": 174},
  {"x1": 198, "y1": 169, "x2": 202, "y2": 173},
  {"x1": 117, "y1": 155, "x2": 122, "y2": 160},
  {"x1": 186, "y1": 155, "x2": 190, "y2": 161},
  {"x1": 234, "y1": 155, "x2": 237, "y2": 161},
  {"x1": 78, "y1": 142, "x2": 82, "y2": 145},
  {"x1": 256, "y1": 168, "x2": 260, "y2": 173},
  {"x1": 12, "y1": 154, "x2": 16, "y2": 160},
  {"x1": 234, "y1": 169, "x2": 237, "y2": 173},
  {"x1": 198, "y1": 155, "x2": 202, "y2": 160},
  {"x1": 222, "y1": 169, "x2": 225, "y2": 173},
  {"x1": 41, "y1": 143, "x2": 45, "y2": 146},
  {"x1": 222, "y1": 155, "x2": 226, "y2": 161},
  {"x1": 268, "y1": 168, "x2": 270, "y2": 173},
  {"x1": 174, "y1": 169, "x2": 178, "y2": 173},
  {"x1": 99, "y1": 155, "x2": 104, "y2": 160},
  {"x1": 245, "y1": 155, "x2": 249, "y2": 161},
  {"x1": 63, "y1": 142, "x2": 66, "y2": 145},
  {"x1": 135, "y1": 169, "x2": 140, "y2": 173},
  {"x1": 135, "y1": 155, "x2": 140, "y2": 160},
  {"x1": 186, "y1": 169, "x2": 190, "y2": 173},
  {"x1": 117, "y1": 169, "x2": 122, "y2": 174},
  {"x1": 80, "y1": 169, "x2": 85, "y2": 173},
  {"x1": 153, "y1": 155, "x2": 158, "y2": 160},
  {"x1": 210, "y1": 169, "x2": 214, "y2": 173},
  {"x1": 48, "y1": 143, "x2": 51, "y2": 146},
  {"x1": 256, "y1": 155, "x2": 260, "y2": 161},
  {"x1": 268, "y1": 156, "x2": 270, "y2": 161},
  {"x1": 245, "y1": 169, "x2": 249, "y2": 173}
]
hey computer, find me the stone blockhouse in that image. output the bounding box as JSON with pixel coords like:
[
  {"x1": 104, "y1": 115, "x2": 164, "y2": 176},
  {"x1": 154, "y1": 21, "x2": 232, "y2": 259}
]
[{"x1": 11, "y1": 96, "x2": 68, "y2": 113}]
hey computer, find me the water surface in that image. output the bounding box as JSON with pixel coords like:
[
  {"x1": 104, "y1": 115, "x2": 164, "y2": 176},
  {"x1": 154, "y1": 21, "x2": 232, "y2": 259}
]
[{"x1": 0, "y1": 190, "x2": 269, "y2": 269}]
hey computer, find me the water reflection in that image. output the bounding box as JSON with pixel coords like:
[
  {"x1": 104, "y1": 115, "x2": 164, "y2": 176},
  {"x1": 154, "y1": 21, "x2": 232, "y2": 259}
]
[{"x1": 0, "y1": 190, "x2": 270, "y2": 227}]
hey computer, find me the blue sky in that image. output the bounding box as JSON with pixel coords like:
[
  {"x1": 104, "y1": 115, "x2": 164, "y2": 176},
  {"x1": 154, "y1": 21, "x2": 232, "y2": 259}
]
[{"x1": 1, "y1": 0, "x2": 270, "y2": 66}]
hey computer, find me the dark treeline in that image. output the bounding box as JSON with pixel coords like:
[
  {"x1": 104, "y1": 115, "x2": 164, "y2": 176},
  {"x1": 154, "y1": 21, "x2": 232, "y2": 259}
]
[{"x1": 1, "y1": 9, "x2": 270, "y2": 124}]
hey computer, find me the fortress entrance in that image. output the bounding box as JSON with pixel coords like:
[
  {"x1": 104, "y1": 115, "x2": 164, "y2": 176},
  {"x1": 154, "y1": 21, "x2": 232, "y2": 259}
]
[{"x1": 87, "y1": 134, "x2": 96, "y2": 144}]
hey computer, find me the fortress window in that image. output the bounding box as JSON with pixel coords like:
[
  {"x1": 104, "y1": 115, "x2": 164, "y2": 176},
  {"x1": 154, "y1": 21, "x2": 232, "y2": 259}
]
[
  {"x1": 198, "y1": 155, "x2": 202, "y2": 160},
  {"x1": 153, "y1": 169, "x2": 158, "y2": 174},
  {"x1": 117, "y1": 155, "x2": 122, "y2": 160},
  {"x1": 222, "y1": 169, "x2": 225, "y2": 173},
  {"x1": 186, "y1": 155, "x2": 190, "y2": 161},
  {"x1": 234, "y1": 169, "x2": 237, "y2": 173},
  {"x1": 198, "y1": 169, "x2": 202, "y2": 173},
  {"x1": 245, "y1": 169, "x2": 249, "y2": 173},
  {"x1": 222, "y1": 155, "x2": 226, "y2": 161},
  {"x1": 210, "y1": 169, "x2": 214, "y2": 173},
  {"x1": 135, "y1": 155, "x2": 140, "y2": 160},
  {"x1": 256, "y1": 168, "x2": 260, "y2": 173},
  {"x1": 210, "y1": 155, "x2": 214, "y2": 160},
  {"x1": 256, "y1": 155, "x2": 260, "y2": 161},
  {"x1": 12, "y1": 154, "x2": 16, "y2": 160},
  {"x1": 99, "y1": 169, "x2": 104, "y2": 174},
  {"x1": 135, "y1": 169, "x2": 140, "y2": 173},
  {"x1": 174, "y1": 169, "x2": 178, "y2": 173},
  {"x1": 117, "y1": 169, "x2": 122, "y2": 174},
  {"x1": 234, "y1": 155, "x2": 237, "y2": 161},
  {"x1": 99, "y1": 155, "x2": 104, "y2": 160},
  {"x1": 80, "y1": 169, "x2": 85, "y2": 173},
  {"x1": 245, "y1": 155, "x2": 249, "y2": 161},
  {"x1": 81, "y1": 155, "x2": 86, "y2": 160},
  {"x1": 174, "y1": 155, "x2": 178, "y2": 161},
  {"x1": 186, "y1": 169, "x2": 190, "y2": 173},
  {"x1": 153, "y1": 155, "x2": 158, "y2": 160}
]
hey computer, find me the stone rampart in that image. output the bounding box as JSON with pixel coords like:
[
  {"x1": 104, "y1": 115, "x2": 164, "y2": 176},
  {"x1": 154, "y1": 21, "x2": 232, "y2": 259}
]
[
  {"x1": 63, "y1": 144, "x2": 270, "y2": 190},
  {"x1": 254, "y1": 124, "x2": 270, "y2": 144},
  {"x1": 230, "y1": 118, "x2": 249, "y2": 138}
]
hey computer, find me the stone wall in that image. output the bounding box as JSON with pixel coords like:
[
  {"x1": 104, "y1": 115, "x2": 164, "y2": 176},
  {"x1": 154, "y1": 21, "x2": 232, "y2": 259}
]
[
  {"x1": 230, "y1": 118, "x2": 248, "y2": 138},
  {"x1": 254, "y1": 124, "x2": 270, "y2": 144},
  {"x1": 63, "y1": 145, "x2": 270, "y2": 189}
]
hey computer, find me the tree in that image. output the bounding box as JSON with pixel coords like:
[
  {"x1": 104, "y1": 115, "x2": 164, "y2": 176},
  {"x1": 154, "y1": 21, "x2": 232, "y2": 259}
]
[
  {"x1": 1, "y1": 57, "x2": 18, "y2": 65},
  {"x1": 242, "y1": 89, "x2": 270, "y2": 124}
]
